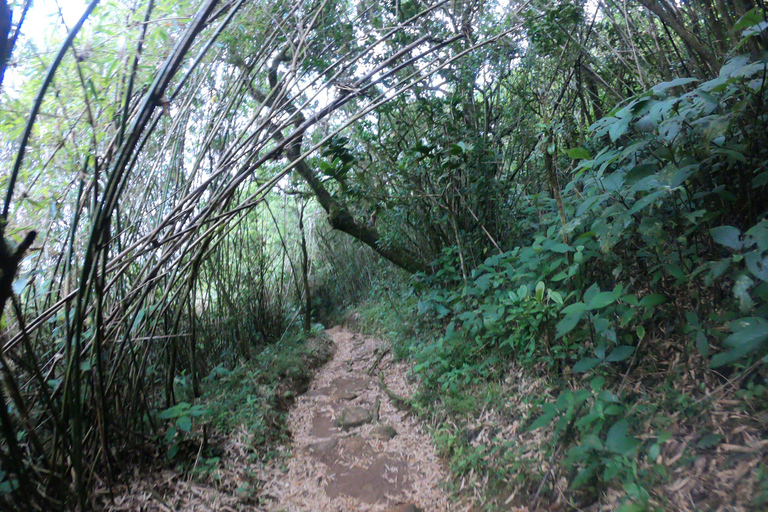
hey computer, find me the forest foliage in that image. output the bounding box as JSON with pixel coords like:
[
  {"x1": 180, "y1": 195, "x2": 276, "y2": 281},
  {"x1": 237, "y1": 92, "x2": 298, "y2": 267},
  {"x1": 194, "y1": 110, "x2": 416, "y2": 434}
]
[{"x1": 0, "y1": 0, "x2": 767, "y2": 510}]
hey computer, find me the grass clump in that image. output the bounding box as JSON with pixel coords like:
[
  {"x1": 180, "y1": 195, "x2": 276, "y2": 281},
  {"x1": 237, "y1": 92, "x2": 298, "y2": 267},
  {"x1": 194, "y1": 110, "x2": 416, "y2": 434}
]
[
  {"x1": 156, "y1": 330, "x2": 334, "y2": 476},
  {"x1": 205, "y1": 330, "x2": 334, "y2": 443}
]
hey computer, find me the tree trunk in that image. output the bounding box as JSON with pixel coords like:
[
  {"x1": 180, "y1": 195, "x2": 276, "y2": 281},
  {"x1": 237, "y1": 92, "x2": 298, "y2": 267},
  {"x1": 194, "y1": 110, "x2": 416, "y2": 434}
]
[
  {"x1": 636, "y1": 0, "x2": 720, "y2": 75},
  {"x1": 297, "y1": 200, "x2": 312, "y2": 333},
  {"x1": 290, "y1": 156, "x2": 426, "y2": 274}
]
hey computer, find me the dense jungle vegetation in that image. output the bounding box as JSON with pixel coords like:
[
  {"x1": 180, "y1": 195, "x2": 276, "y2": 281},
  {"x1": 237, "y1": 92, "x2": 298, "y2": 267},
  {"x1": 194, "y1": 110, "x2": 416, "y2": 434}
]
[{"x1": 1, "y1": 0, "x2": 767, "y2": 510}]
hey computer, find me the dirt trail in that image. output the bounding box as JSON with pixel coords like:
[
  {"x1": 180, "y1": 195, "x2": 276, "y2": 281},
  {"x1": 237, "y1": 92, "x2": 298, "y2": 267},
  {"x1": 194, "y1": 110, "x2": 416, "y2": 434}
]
[{"x1": 262, "y1": 326, "x2": 452, "y2": 511}]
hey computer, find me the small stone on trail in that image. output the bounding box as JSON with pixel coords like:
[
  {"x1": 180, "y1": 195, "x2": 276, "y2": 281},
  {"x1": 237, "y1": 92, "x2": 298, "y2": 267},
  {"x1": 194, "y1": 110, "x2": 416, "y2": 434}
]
[
  {"x1": 335, "y1": 406, "x2": 372, "y2": 430},
  {"x1": 386, "y1": 504, "x2": 422, "y2": 512},
  {"x1": 370, "y1": 424, "x2": 398, "y2": 440},
  {"x1": 332, "y1": 390, "x2": 358, "y2": 401},
  {"x1": 308, "y1": 438, "x2": 337, "y2": 455},
  {"x1": 340, "y1": 435, "x2": 369, "y2": 454}
]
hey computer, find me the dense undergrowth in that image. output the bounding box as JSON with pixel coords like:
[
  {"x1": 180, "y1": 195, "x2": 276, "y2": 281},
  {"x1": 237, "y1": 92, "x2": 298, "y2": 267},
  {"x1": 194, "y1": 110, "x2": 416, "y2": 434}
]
[
  {"x1": 131, "y1": 329, "x2": 333, "y2": 490},
  {"x1": 342, "y1": 42, "x2": 768, "y2": 511}
]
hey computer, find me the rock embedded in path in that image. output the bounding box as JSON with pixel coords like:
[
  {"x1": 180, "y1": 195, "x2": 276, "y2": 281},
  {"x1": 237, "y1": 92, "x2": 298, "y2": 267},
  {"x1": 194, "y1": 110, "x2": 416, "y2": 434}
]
[
  {"x1": 332, "y1": 390, "x2": 358, "y2": 401},
  {"x1": 340, "y1": 435, "x2": 369, "y2": 455},
  {"x1": 335, "y1": 406, "x2": 372, "y2": 430},
  {"x1": 308, "y1": 438, "x2": 337, "y2": 456},
  {"x1": 370, "y1": 424, "x2": 398, "y2": 441}
]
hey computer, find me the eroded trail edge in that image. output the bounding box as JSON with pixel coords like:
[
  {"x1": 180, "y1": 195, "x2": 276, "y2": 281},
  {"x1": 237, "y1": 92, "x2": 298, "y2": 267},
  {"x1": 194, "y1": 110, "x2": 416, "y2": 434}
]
[{"x1": 263, "y1": 326, "x2": 450, "y2": 511}]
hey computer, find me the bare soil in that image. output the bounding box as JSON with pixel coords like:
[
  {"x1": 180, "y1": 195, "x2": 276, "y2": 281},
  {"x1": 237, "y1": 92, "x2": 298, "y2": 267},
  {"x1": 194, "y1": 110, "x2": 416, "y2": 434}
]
[{"x1": 261, "y1": 326, "x2": 452, "y2": 511}]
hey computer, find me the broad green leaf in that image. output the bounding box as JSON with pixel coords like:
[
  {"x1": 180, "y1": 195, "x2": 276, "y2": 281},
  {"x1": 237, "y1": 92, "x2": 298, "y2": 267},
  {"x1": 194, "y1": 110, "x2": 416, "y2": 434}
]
[
  {"x1": 587, "y1": 288, "x2": 621, "y2": 310},
  {"x1": 581, "y1": 433, "x2": 604, "y2": 451},
  {"x1": 660, "y1": 119, "x2": 682, "y2": 143},
  {"x1": 188, "y1": 405, "x2": 209, "y2": 417},
  {"x1": 561, "y1": 302, "x2": 587, "y2": 316},
  {"x1": 711, "y1": 348, "x2": 748, "y2": 368},
  {"x1": 594, "y1": 343, "x2": 608, "y2": 360},
  {"x1": 745, "y1": 221, "x2": 768, "y2": 251},
  {"x1": 548, "y1": 290, "x2": 564, "y2": 305},
  {"x1": 556, "y1": 390, "x2": 574, "y2": 411},
  {"x1": 622, "y1": 294, "x2": 638, "y2": 306},
  {"x1": 435, "y1": 304, "x2": 450, "y2": 318},
  {"x1": 708, "y1": 259, "x2": 731, "y2": 279},
  {"x1": 711, "y1": 317, "x2": 768, "y2": 367},
  {"x1": 745, "y1": 251, "x2": 768, "y2": 282},
  {"x1": 696, "y1": 332, "x2": 710, "y2": 357},
  {"x1": 630, "y1": 189, "x2": 666, "y2": 214},
  {"x1": 176, "y1": 416, "x2": 192, "y2": 433},
  {"x1": 733, "y1": 7, "x2": 764, "y2": 31},
  {"x1": 717, "y1": 148, "x2": 747, "y2": 163},
  {"x1": 567, "y1": 147, "x2": 591, "y2": 160},
  {"x1": 666, "y1": 264, "x2": 687, "y2": 283},
  {"x1": 606, "y1": 419, "x2": 640, "y2": 455},
  {"x1": 556, "y1": 311, "x2": 584, "y2": 338},
  {"x1": 547, "y1": 243, "x2": 572, "y2": 253},
  {"x1": 158, "y1": 402, "x2": 190, "y2": 419},
  {"x1": 620, "y1": 308, "x2": 636, "y2": 326},
  {"x1": 648, "y1": 443, "x2": 661, "y2": 460},
  {"x1": 740, "y1": 21, "x2": 768, "y2": 40},
  {"x1": 609, "y1": 117, "x2": 629, "y2": 142},
  {"x1": 649, "y1": 97, "x2": 676, "y2": 123},
  {"x1": 605, "y1": 345, "x2": 635, "y2": 363},
  {"x1": 164, "y1": 426, "x2": 177, "y2": 444},
  {"x1": 592, "y1": 316, "x2": 611, "y2": 338},
  {"x1": 733, "y1": 274, "x2": 755, "y2": 311},
  {"x1": 528, "y1": 403, "x2": 558, "y2": 431},
  {"x1": 576, "y1": 195, "x2": 606, "y2": 217},
  {"x1": 570, "y1": 463, "x2": 597, "y2": 490},
  {"x1": 753, "y1": 171, "x2": 768, "y2": 188},
  {"x1": 652, "y1": 77, "x2": 698, "y2": 92},
  {"x1": 724, "y1": 317, "x2": 768, "y2": 349},
  {"x1": 624, "y1": 164, "x2": 656, "y2": 188},
  {"x1": 572, "y1": 357, "x2": 601, "y2": 373},
  {"x1": 684, "y1": 311, "x2": 700, "y2": 328}
]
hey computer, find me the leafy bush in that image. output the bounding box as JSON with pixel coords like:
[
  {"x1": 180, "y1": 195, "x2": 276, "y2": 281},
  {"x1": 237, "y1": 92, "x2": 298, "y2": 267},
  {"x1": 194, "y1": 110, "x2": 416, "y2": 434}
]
[
  {"x1": 403, "y1": 39, "x2": 768, "y2": 509},
  {"x1": 414, "y1": 48, "x2": 768, "y2": 392},
  {"x1": 154, "y1": 331, "x2": 333, "y2": 467}
]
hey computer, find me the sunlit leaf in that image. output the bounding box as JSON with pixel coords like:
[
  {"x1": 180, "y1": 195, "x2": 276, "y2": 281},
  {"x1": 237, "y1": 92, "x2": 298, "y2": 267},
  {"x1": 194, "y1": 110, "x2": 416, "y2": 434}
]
[{"x1": 567, "y1": 147, "x2": 591, "y2": 160}]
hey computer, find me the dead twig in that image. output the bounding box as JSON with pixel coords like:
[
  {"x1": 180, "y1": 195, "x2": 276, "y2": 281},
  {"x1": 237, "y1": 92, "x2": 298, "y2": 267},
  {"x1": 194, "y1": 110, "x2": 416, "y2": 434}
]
[
  {"x1": 367, "y1": 347, "x2": 390, "y2": 376},
  {"x1": 377, "y1": 372, "x2": 412, "y2": 412}
]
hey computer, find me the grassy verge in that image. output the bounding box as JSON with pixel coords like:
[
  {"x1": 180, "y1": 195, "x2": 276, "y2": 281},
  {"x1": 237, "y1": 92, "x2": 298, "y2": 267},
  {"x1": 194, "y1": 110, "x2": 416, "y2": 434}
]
[
  {"x1": 155, "y1": 330, "x2": 334, "y2": 481},
  {"x1": 350, "y1": 292, "x2": 768, "y2": 512}
]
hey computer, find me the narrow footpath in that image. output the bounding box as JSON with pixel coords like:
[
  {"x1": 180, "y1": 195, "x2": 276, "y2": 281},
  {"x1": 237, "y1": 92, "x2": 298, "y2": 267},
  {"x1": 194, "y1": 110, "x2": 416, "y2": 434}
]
[{"x1": 262, "y1": 326, "x2": 451, "y2": 511}]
